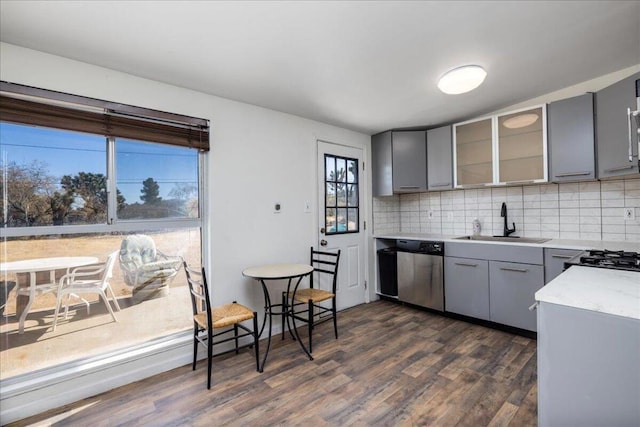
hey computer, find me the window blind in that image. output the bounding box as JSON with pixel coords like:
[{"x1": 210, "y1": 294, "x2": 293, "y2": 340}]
[{"x1": 0, "y1": 82, "x2": 210, "y2": 151}]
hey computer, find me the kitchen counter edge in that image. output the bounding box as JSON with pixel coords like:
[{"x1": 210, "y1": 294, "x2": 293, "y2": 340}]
[{"x1": 373, "y1": 233, "x2": 640, "y2": 252}]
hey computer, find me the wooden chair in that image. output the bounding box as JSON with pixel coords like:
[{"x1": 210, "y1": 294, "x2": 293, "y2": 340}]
[
  {"x1": 283, "y1": 247, "x2": 341, "y2": 353},
  {"x1": 184, "y1": 262, "x2": 261, "y2": 389},
  {"x1": 52, "y1": 251, "x2": 121, "y2": 331}
]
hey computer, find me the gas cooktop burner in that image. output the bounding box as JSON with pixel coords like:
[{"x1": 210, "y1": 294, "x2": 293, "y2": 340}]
[{"x1": 566, "y1": 249, "x2": 640, "y2": 272}]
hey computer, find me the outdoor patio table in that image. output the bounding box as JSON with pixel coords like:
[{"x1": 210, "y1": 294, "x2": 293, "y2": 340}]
[
  {"x1": 0, "y1": 256, "x2": 99, "y2": 334},
  {"x1": 242, "y1": 263, "x2": 313, "y2": 371}
]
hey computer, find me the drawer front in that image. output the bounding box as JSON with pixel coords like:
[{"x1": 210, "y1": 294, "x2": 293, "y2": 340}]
[
  {"x1": 544, "y1": 248, "x2": 582, "y2": 284},
  {"x1": 445, "y1": 241, "x2": 543, "y2": 264},
  {"x1": 489, "y1": 261, "x2": 544, "y2": 331},
  {"x1": 444, "y1": 257, "x2": 490, "y2": 321}
]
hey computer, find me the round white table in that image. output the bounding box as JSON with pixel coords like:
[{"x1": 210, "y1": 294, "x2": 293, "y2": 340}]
[
  {"x1": 1, "y1": 256, "x2": 99, "y2": 334},
  {"x1": 242, "y1": 263, "x2": 314, "y2": 371}
]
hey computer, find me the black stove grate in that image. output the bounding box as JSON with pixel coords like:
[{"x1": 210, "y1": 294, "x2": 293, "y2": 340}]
[{"x1": 566, "y1": 249, "x2": 640, "y2": 272}]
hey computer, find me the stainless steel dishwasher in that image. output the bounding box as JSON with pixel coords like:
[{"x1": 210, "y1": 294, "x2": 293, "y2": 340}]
[{"x1": 396, "y1": 239, "x2": 444, "y2": 311}]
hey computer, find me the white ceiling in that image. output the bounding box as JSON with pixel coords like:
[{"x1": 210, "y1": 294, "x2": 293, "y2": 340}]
[{"x1": 1, "y1": 1, "x2": 639, "y2": 135}]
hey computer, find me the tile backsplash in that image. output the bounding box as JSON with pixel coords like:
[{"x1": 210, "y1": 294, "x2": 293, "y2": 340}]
[{"x1": 373, "y1": 178, "x2": 640, "y2": 242}]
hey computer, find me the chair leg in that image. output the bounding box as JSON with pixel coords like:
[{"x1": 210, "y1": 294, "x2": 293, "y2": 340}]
[
  {"x1": 99, "y1": 290, "x2": 117, "y2": 323},
  {"x1": 234, "y1": 324, "x2": 239, "y2": 354},
  {"x1": 192, "y1": 329, "x2": 198, "y2": 371},
  {"x1": 52, "y1": 291, "x2": 64, "y2": 331},
  {"x1": 207, "y1": 331, "x2": 213, "y2": 389},
  {"x1": 308, "y1": 300, "x2": 314, "y2": 354},
  {"x1": 253, "y1": 313, "x2": 261, "y2": 372},
  {"x1": 332, "y1": 297, "x2": 338, "y2": 340},
  {"x1": 281, "y1": 292, "x2": 286, "y2": 340},
  {"x1": 64, "y1": 294, "x2": 72, "y2": 319},
  {"x1": 106, "y1": 283, "x2": 121, "y2": 311}
]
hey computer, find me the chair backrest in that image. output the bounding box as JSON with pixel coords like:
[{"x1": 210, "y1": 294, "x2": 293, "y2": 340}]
[
  {"x1": 92, "y1": 250, "x2": 119, "y2": 290},
  {"x1": 64, "y1": 250, "x2": 119, "y2": 291},
  {"x1": 120, "y1": 235, "x2": 158, "y2": 265},
  {"x1": 183, "y1": 261, "x2": 213, "y2": 330},
  {"x1": 119, "y1": 235, "x2": 158, "y2": 285},
  {"x1": 103, "y1": 250, "x2": 119, "y2": 283},
  {"x1": 309, "y1": 247, "x2": 341, "y2": 293}
]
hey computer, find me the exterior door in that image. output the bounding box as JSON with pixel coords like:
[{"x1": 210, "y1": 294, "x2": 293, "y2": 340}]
[{"x1": 317, "y1": 140, "x2": 366, "y2": 310}]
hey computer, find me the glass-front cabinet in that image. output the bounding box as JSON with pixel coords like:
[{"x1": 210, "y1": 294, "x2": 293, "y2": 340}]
[
  {"x1": 497, "y1": 106, "x2": 547, "y2": 183},
  {"x1": 453, "y1": 105, "x2": 547, "y2": 187},
  {"x1": 454, "y1": 117, "x2": 493, "y2": 186}
]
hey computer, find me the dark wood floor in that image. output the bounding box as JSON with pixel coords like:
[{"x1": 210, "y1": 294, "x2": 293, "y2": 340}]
[{"x1": 9, "y1": 300, "x2": 537, "y2": 426}]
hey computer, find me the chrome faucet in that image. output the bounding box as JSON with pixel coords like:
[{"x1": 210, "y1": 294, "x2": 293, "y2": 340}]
[{"x1": 501, "y1": 202, "x2": 516, "y2": 237}]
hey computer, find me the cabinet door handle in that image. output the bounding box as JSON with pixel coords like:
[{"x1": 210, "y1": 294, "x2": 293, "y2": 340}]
[
  {"x1": 551, "y1": 254, "x2": 573, "y2": 259},
  {"x1": 398, "y1": 186, "x2": 420, "y2": 189},
  {"x1": 628, "y1": 107, "x2": 634, "y2": 162},
  {"x1": 555, "y1": 171, "x2": 591, "y2": 177},
  {"x1": 430, "y1": 182, "x2": 451, "y2": 187},
  {"x1": 528, "y1": 302, "x2": 538, "y2": 311},
  {"x1": 500, "y1": 267, "x2": 529, "y2": 273},
  {"x1": 454, "y1": 262, "x2": 478, "y2": 267},
  {"x1": 605, "y1": 165, "x2": 634, "y2": 173}
]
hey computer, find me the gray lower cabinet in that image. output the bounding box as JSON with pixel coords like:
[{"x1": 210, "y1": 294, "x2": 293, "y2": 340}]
[
  {"x1": 489, "y1": 261, "x2": 544, "y2": 331},
  {"x1": 548, "y1": 93, "x2": 596, "y2": 182},
  {"x1": 427, "y1": 125, "x2": 452, "y2": 190},
  {"x1": 596, "y1": 71, "x2": 640, "y2": 178},
  {"x1": 444, "y1": 256, "x2": 490, "y2": 321},
  {"x1": 544, "y1": 248, "x2": 582, "y2": 284},
  {"x1": 537, "y1": 301, "x2": 640, "y2": 426},
  {"x1": 371, "y1": 130, "x2": 427, "y2": 196},
  {"x1": 445, "y1": 242, "x2": 544, "y2": 332}
]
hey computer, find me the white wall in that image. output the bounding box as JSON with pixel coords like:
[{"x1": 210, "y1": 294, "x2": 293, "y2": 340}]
[{"x1": 0, "y1": 42, "x2": 372, "y2": 422}]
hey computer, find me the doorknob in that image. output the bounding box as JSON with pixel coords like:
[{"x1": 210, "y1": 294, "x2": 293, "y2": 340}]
[
  {"x1": 320, "y1": 239, "x2": 328, "y2": 246},
  {"x1": 320, "y1": 227, "x2": 325, "y2": 234}
]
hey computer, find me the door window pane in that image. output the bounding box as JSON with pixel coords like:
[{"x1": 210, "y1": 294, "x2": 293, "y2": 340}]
[
  {"x1": 324, "y1": 154, "x2": 359, "y2": 235},
  {"x1": 325, "y1": 156, "x2": 335, "y2": 181},
  {"x1": 347, "y1": 159, "x2": 357, "y2": 183},
  {"x1": 116, "y1": 139, "x2": 199, "y2": 220}
]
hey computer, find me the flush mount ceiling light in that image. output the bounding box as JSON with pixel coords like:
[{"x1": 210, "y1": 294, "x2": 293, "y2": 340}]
[
  {"x1": 503, "y1": 113, "x2": 539, "y2": 129},
  {"x1": 437, "y1": 65, "x2": 487, "y2": 95}
]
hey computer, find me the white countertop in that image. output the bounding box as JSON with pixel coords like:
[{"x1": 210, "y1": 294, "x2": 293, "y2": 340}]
[
  {"x1": 535, "y1": 266, "x2": 640, "y2": 320},
  {"x1": 374, "y1": 232, "x2": 640, "y2": 252}
]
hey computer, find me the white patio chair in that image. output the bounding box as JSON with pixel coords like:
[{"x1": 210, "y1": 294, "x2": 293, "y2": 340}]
[{"x1": 52, "y1": 251, "x2": 121, "y2": 331}]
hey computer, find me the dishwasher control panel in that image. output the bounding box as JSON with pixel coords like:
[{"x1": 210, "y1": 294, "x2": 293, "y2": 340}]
[{"x1": 397, "y1": 240, "x2": 444, "y2": 256}]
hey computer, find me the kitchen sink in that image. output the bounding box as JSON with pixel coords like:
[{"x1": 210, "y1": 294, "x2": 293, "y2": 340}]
[{"x1": 454, "y1": 235, "x2": 551, "y2": 244}]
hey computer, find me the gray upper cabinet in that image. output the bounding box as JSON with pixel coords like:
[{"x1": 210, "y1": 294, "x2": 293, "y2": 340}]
[
  {"x1": 427, "y1": 125, "x2": 453, "y2": 190},
  {"x1": 372, "y1": 131, "x2": 393, "y2": 196},
  {"x1": 548, "y1": 93, "x2": 596, "y2": 182},
  {"x1": 596, "y1": 72, "x2": 640, "y2": 178},
  {"x1": 392, "y1": 131, "x2": 427, "y2": 192},
  {"x1": 371, "y1": 130, "x2": 427, "y2": 196}
]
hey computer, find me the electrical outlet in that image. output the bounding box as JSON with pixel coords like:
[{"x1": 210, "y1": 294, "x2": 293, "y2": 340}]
[
  {"x1": 623, "y1": 207, "x2": 635, "y2": 221},
  {"x1": 304, "y1": 201, "x2": 312, "y2": 213}
]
